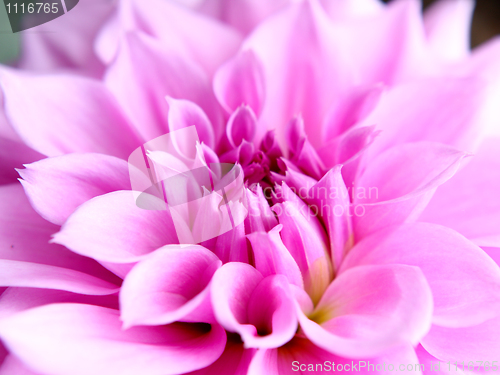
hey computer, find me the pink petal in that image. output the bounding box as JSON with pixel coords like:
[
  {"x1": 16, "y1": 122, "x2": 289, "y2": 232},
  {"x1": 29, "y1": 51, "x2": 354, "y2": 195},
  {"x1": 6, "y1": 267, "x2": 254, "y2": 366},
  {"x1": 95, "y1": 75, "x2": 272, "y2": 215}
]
[
  {"x1": 202, "y1": 223, "x2": 249, "y2": 264},
  {"x1": 353, "y1": 142, "x2": 468, "y2": 240},
  {"x1": 167, "y1": 97, "x2": 215, "y2": 149},
  {"x1": 247, "y1": 225, "x2": 303, "y2": 289},
  {"x1": 226, "y1": 105, "x2": 258, "y2": 148},
  {"x1": 120, "y1": 245, "x2": 221, "y2": 327},
  {"x1": 308, "y1": 166, "x2": 353, "y2": 270},
  {"x1": 420, "y1": 138, "x2": 500, "y2": 247},
  {"x1": 0, "y1": 288, "x2": 118, "y2": 321},
  {"x1": 211, "y1": 263, "x2": 298, "y2": 349},
  {"x1": 245, "y1": 185, "x2": 278, "y2": 233},
  {"x1": 104, "y1": 32, "x2": 223, "y2": 142},
  {"x1": 0, "y1": 355, "x2": 44, "y2": 375},
  {"x1": 414, "y1": 345, "x2": 465, "y2": 375},
  {"x1": 0, "y1": 304, "x2": 226, "y2": 375},
  {"x1": 273, "y1": 193, "x2": 332, "y2": 304},
  {"x1": 242, "y1": 0, "x2": 353, "y2": 147},
  {"x1": 186, "y1": 334, "x2": 254, "y2": 375},
  {"x1": 198, "y1": 0, "x2": 290, "y2": 35},
  {"x1": 0, "y1": 137, "x2": 44, "y2": 185},
  {"x1": 248, "y1": 337, "x2": 420, "y2": 375},
  {"x1": 96, "y1": 0, "x2": 242, "y2": 76},
  {"x1": 359, "y1": 78, "x2": 487, "y2": 157},
  {"x1": 319, "y1": 0, "x2": 384, "y2": 20},
  {"x1": 340, "y1": 223, "x2": 500, "y2": 328},
  {"x1": 214, "y1": 50, "x2": 265, "y2": 116},
  {"x1": 19, "y1": 153, "x2": 130, "y2": 226},
  {"x1": 0, "y1": 260, "x2": 119, "y2": 296},
  {"x1": 0, "y1": 184, "x2": 119, "y2": 282},
  {"x1": 322, "y1": 84, "x2": 384, "y2": 141},
  {"x1": 52, "y1": 191, "x2": 179, "y2": 266},
  {"x1": 423, "y1": 0, "x2": 474, "y2": 61},
  {"x1": 299, "y1": 264, "x2": 432, "y2": 358},
  {"x1": 0, "y1": 68, "x2": 141, "y2": 159},
  {"x1": 421, "y1": 315, "x2": 500, "y2": 362},
  {"x1": 18, "y1": 0, "x2": 114, "y2": 76}
]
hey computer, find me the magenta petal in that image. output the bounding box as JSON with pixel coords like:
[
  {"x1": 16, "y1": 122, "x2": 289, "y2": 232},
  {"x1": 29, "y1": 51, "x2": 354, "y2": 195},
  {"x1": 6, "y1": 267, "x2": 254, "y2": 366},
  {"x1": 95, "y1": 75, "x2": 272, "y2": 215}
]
[
  {"x1": 52, "y1": 191, "x2": 178, "y2": 265},
  {"x1": 341, "y1": 223, "x2": 500, "y2": 328},
  {"x1": 245, "y1": 185, "x2": 278, "y2": 233},
  {"x1": 104, "y1": 32, "x2": 222, "y2": 142},
  {"x1": 299, "y1": 264, "x2": 432, "y2": 358},
  {"x1": 247, "y1": 225, "x2": 303, "y2": 289},
  {"x1": 186, "y1": 334, "x2": 254, "y2": 375},
  {"x1": 423, "y1": 0, "x2": 474, "y2": 61},
  {"x1": 0, "y1": 260, "x2": 119, "y2": 296},
  {"x1": 353, "y1": 142, "x2": 468, "y2": 240},
  {"x1": 226, "y1": 105, "x2": 258, "y2": 148},
  {"x1": 120, "y1": 245, "x2": 221, "y2": 327},
  {"x1": 420, "y1": 138, "x2": 500, "y2": 247},
  {"x1": 421, "y1": 316, "x2": 500, "y2": 362},
  {"x1": 0, "y1": 304, "x2": 226, "y2": 375},
  {"x1": 211, "y1": 263, "x2": 298, "y2": 349},
  {"x1": 19, "y1": 153, "x2": 130, "y2": 226},
  {"x1": 214, "y1": 50, "x2": 265, "y2": 116}
]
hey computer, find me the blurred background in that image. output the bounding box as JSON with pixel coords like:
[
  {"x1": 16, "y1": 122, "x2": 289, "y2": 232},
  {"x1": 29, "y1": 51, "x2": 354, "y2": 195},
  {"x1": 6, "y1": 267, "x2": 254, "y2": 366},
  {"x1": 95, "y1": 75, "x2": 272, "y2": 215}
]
[{"x1": 0, "y1": 0, "x2": 499, "y2": 64}]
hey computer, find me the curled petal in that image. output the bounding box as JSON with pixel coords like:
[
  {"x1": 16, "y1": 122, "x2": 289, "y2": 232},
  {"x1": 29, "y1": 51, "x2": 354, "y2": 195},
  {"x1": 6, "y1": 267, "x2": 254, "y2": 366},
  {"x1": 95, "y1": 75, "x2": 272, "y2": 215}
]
[
  {"x1": 211, "y1": 263, "x2": 298, "y2": 349},
  {"x1": 0, "y1": 304, "x2": 226, "y2": 375},
  {"x1": 247, "y1": 225, "x2": 303, "y2": 289},
  {"x1": 120, "y1": 245, "x2": 221, "y2": 327},
  {"x1": 226, "y1": 105, "x2": 257, "y2": 148}
]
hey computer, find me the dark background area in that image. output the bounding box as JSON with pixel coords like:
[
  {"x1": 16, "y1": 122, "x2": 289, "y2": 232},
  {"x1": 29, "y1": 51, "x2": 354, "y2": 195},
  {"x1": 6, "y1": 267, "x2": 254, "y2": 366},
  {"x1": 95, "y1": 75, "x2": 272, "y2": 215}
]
[{"x1": 383, "y1": 0, "x2": 500, "y2": 47}]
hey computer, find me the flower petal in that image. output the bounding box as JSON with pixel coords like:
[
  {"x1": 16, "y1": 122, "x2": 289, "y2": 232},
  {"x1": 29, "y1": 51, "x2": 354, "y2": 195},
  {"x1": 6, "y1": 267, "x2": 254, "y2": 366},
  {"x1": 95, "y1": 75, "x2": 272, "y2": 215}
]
[
  {"x1": 211, "y1": 263, "x2": 298, "y2": 349},
  {"x1": 247, "y1": 225, "x2": 303, "y2": 289},
  {"x1": 0, "y1": 260, "x2": 119, "y2": 296},
  {"x1": 300, "y1": 264, "x2": 432, "y2": 358},
  {"x1": 104, "y1": 32, "x2": 222, "y2": 142},
  {"x1": 96, "y1": 0, "x2": 242, "y2": 75},
  {"x1": 0, "y1": 69, "x2": 141, "y2": 159},
  {"x1": 421, "y1": 315, "x2": 500, "y2": 362},
  {"x1": 18, "y1": 0, "x2": 114, "y2": 76},
  {"x1": 19, "y1": 153, "x2": 130, "y2": 226},
  {"x1": 214, "y1": 50, "x2": 265, "y2": 116},
  {"x1": 120, "y1": 245, "x2": 221, "y2": 327},
  {"x1": 52, "y1": 191, "x2": 179, "y2": 266},
  {"x1": 420, "y1": 138, "x2": 500, "y2": 247},
  {"x1": 353, "y1": 142, "x2": 468, "y2": 240},
  {"x1": 340, "y1": 223, "x2": 500, "y2": 328},
  {"x1": 0, "y1": 184, "x2": 118, "y2": 282},
  {"x1": 0, "y1": 304, "x2": 226, "y2": 375},
  {"x1": 0, "y1": 137, "x2": 44, "y2": 185}
]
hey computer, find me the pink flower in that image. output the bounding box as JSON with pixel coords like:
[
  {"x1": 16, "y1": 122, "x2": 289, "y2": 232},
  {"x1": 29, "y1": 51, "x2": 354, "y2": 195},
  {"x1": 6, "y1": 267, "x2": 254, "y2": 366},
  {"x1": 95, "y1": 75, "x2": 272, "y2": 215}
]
[{"x1": 1, "y1": 0, "x2": 500, "y2": 374}]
